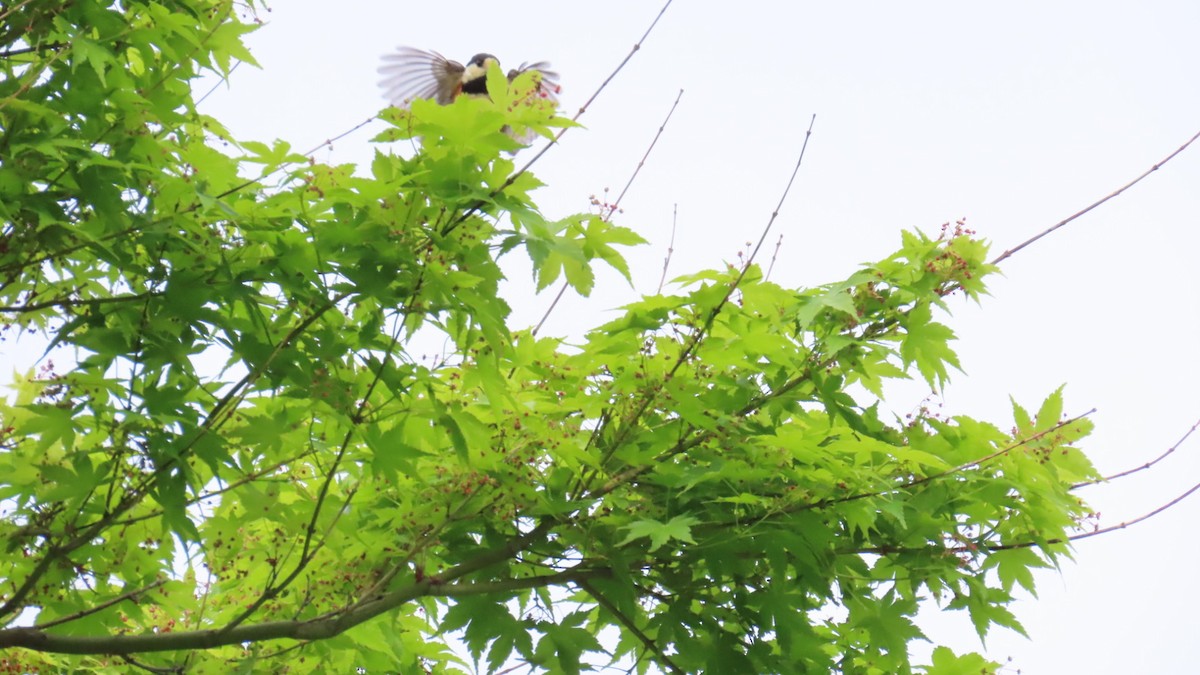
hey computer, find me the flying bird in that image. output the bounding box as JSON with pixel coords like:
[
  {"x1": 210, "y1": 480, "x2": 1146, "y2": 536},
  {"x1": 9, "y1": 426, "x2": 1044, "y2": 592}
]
[{"x1": 377, "y1": 47, "x2": 561, "y2": 109}]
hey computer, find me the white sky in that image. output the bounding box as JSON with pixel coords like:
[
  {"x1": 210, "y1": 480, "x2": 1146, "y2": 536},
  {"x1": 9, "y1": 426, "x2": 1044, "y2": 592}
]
[{"x1": 7, "y1": 0, "x2": 1200, "y2": 672}]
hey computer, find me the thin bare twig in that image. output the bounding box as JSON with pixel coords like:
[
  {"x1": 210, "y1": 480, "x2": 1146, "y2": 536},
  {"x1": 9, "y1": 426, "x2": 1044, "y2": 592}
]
[
  {"x1": 0, "y1": 0, "x2": 39, "y2": 25},
  {"x1": 1070, "y1": 479, "x2": 1200, "y2": 542},
  {"x1": 1075, "y1": 415, "x2": 1200, "y2": 488},
  {"x1": 866, "y1": 471, "x2": 1200, "y2": 557},
  {"x1": 764, "y1": 234, "x2": 784, "y2": 281},
  {"x1": 531, "y1": 282, "x2": 569, "y2": 337},
  {"x1": 512, "y1": 0, "x2": 676, "y2": 182},
  {"x1": 213, "y1": 116, "x2": 377, "y2": 201},
  {"x1": 656, "y1": 203, "x2": 677, "y2": 294},
  {"x1": 32, "y1": 580, "x2": 167, "y2": 630},
  {"x1": 0, "y1": 291, "x2": 162, "y2": 313},
  {"x1": 624, "y1": 115, "x2": 817, "y2": 422},
  {"x1": 607, "y1": 88, "x2": 684, "y2": 219},
  {"x1": 577, "y1": 578, "x2": 685, "y2": 675},
  {"x1": 195, "y1": 61, "x2": 240, "y2": 107},
  {"x1": 581, "y1": 116, "x2": 817, "y2": 496},
  {"x1": 992, "y1": 128, "x2": 1200, "y2": 266},
  {"x1": 739, "y1": 114, "x2": 816, "y2": 274},
  {"x1": 440, "y1": 0, "x2": 678, "y2": 241},
  {"x1": 529, "y1": 89, "x2": 684, "y2": 337}
]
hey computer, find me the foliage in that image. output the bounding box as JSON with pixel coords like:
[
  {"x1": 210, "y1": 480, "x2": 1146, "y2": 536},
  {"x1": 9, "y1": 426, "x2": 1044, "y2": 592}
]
[{"x1": 0, "y1": 1, "x2": 1098, "y2": 673}]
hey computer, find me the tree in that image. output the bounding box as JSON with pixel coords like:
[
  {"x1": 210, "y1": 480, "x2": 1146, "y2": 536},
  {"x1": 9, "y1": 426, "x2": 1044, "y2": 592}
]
[{"x1": 0, "y1": 2, "x2": 1110, "y2": 673}]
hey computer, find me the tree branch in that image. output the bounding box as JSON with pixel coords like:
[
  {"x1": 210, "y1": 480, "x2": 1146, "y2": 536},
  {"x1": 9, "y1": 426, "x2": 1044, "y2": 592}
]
[
  {"x1": 0, "y1": 290, "x2": 162, "y2": 313},
  {"x1": 577, "y1": 578, "x2": 684, "y2": 675},
  {"x1": 440, "y1": 0, "x2": 677, "y2": 240},
  {"x1": 432, "y1": 567, "x2": 608, "y2": 598},
  {"x1": 118, "y1": 654, "x2": 184, "y2": 674},
  {"x1": 31, "y1": 579, "x2": 167, "y2": 631},
  {"x1": 1074, "y1": 415, "x2": 1200, "y2": 488},
  {"x1": 590, "y1": 114, "x2": 817, "y2": 484},
  {"x1": 0, "y1": 43, "x2": 65, "y2": 58},
  {"x1": 531, "y1": 88, "x2": 684, "y2": 339},
  {"x1": 0, "y1": 295, "x2": 347, "y2": 622},
  {"x1": 656, "y1": 203, "x2": 678, "y2": 294},
  {"x1": 0, "y1": 521, "x2": 557, "y2": 655},
  {"x1": 853, "y1": 470, "x2": 1200, "y2": 559},
  {"x1": 802, "y1": 409, "x2": 1096, "y2": 512},
  {"x1": 992, "y1": 128, "x2": 1200, "y2": 266}
]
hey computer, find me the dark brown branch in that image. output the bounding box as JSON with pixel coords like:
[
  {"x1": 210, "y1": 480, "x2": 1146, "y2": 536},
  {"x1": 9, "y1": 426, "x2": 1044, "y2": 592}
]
[
  {"x1": 577, "y1": 578, "x2": 685, "y2": 675},
  {"x1": 0, "y1": 42, "x2": 65, "y2": 58},
  {"x1": 0, "y1": 295, "x2": 346, "y2": 622},
  {"x1": 0, "y1": 522, "x2": 556, "y2": 655},
  {"x1": 433, "y1": 567, "x2": 608, "y2": 597},
  {"x1": 0, "y1": 291, "x2": 162, "y2": 313}
]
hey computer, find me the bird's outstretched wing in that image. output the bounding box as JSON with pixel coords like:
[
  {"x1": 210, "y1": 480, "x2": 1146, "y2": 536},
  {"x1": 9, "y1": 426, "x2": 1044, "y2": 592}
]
[
  {"x1": 507, "y1": 61, "x2": 561, "y2": 105},
  {"x1": 377, "y1": 47, "x2": 464, "y2": 107}
]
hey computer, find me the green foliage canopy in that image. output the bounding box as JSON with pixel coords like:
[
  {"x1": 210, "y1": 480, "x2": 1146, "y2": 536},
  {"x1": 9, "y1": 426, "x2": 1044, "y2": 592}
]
[{"x1": 0, "y1": 1, "x2": 1098, "y2": 673}]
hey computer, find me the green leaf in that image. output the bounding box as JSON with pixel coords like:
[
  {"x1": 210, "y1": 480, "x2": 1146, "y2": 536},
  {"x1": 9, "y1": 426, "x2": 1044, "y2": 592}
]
[
  {"x1": 72, "y1": 38, "x2": 113, "y2": 86},
  {"x1": 440, "y1": 411, "x2": 470, "y2": 464},
  {"x1": 1035, "y1": 385, "x2": 1065, "y2": 430},
  {"x1": 1011, "y1": 395, "x2": 1033, "y2": 432},
  {"x1": 439, "y1": 596, "x2": 525, "y2": 668},
  {"x1": 986, "y1": 547, "x2": 1045, "y2": 596},
  {"x1": 900, "y1": 301, "x2": 961, "y2": 388},
  {"x1": 618, "y1": 515, "x2": 699, "y2": 552},
  {"x1": 922, "y1": 646, "x2": 999, "y2": 675},
  {"x1": 533, "y1": 621, "x2": 605, "y2": 675}
]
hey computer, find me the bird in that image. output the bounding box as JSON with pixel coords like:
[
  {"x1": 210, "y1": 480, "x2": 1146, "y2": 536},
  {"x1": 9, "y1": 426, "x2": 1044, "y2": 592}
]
[{"x1": 377, "y1": 47, "x2": 561, "y2": 109}]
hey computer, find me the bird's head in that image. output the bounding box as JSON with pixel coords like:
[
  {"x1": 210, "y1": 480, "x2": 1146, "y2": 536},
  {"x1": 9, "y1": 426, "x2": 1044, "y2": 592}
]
[{"x1": 462, "y1": 53, "x2": 500, "y2": 83}]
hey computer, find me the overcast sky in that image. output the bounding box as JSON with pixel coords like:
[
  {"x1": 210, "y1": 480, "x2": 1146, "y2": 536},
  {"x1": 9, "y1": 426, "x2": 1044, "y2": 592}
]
[{"x1": 8, "y1": 0, "x2": 1200, "y2": 672}]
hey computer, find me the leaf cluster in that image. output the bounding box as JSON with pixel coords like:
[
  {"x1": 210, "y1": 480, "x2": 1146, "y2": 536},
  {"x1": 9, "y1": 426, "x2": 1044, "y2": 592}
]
[{"x1": 0, "y1": 3, "x2": 1097, "y2": 674}]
